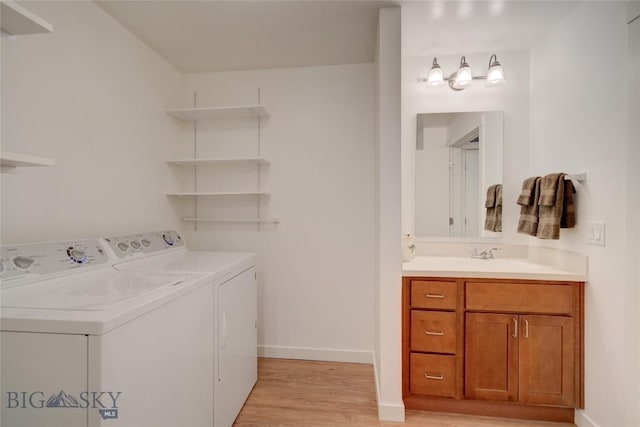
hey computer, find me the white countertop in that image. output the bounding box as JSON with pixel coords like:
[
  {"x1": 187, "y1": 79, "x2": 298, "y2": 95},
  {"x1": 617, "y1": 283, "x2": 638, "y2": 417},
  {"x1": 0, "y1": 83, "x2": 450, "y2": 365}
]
[{"x1": 403, "y1": 256, "x2": 586, "y2": 281}]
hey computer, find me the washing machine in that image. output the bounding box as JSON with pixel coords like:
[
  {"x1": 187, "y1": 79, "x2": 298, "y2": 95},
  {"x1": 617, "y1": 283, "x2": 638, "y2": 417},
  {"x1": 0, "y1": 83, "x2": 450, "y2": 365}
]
[
  {"x1": 0, "y1": 238, "x2": 216, "y2": 427},
  {"x1": 100, "y1": 230, "x2": 257, "y2": 427}
]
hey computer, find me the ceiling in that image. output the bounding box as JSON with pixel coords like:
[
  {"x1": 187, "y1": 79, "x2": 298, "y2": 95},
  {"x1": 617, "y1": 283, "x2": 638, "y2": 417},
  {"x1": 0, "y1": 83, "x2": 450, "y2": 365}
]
[
  {"x1": 96, "y1": 0, "x2": 397, "y2": 73},
  {"x1": 96, "y1": 0, "x2": 579, "y2": 74}
]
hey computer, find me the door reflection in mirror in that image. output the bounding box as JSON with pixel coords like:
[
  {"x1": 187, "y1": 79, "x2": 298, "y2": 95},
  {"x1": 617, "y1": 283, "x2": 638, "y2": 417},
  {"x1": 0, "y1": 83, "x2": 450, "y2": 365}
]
[{"x1": 415, "y1": 111, "x2": 503, "y2": 238}]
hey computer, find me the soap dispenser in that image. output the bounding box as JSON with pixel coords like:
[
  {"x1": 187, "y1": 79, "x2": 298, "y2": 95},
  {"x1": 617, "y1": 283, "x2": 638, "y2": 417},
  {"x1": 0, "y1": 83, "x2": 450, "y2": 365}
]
[{"x1": 402, "y1": 228, "x2": 415, "y2": 262}]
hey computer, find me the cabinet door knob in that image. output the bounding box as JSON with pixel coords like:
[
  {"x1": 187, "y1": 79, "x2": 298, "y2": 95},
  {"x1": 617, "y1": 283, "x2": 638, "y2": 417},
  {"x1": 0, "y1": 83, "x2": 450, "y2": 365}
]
[
  {"x1": 512, "y1": 318, "x2": 518, "y2": 338},
  {"x1": 423, "y1": 373, "x2": 444, "y2": 380},
  {"x1": 424, "y1": 330, "x2": 444, "y2": 336}
]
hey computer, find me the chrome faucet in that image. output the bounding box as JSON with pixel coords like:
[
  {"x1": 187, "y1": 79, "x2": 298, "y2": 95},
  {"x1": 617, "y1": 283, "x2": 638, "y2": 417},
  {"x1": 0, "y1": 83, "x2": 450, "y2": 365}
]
[{"x1": 471, "y1": 247, "x2": 500, "y2": 260}]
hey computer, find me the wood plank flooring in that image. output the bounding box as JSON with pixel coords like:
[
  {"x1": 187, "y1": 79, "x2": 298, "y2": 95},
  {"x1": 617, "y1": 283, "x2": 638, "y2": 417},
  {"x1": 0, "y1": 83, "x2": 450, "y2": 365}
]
[{"x1": 233, "y1": 358, "x2": 576, "y2": 427}]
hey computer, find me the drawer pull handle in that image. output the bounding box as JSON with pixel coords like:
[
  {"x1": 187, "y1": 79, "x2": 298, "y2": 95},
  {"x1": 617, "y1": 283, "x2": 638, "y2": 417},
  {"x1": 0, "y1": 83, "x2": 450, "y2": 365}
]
[
  {"x1": 424, "y1": 330, "x2": 444, "y2": 336},
  {"x1": 424, "y1": 293, "x2": 445, "y2": 299},
  {"x1": 423, "y1": 373, "x2": 444, "y2": 380}
]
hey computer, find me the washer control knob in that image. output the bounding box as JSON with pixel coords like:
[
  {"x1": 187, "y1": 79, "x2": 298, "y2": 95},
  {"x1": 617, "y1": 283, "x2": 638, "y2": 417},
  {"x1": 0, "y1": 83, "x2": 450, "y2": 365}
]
[
  {"x1": 130, "y1": 240, "x2": 142, "y2": 250},
  {"x1": 117, "y1": 242, "x2": 129, "y2": 252},
  {"x1": 162, "y1": 233, "x2": 174, "y2": 246},
  {"x1": 67, "y1": 247, "x2": 88, "y2": 264},
  {"x1": 141, "y1": 238, "x2": 151, "y2": 248},
  {"x1": 0, "y1": 261, "x2": 5, "y2": 274},
  {"x1": 13, "y1": 256, "x2": 35, "y2": 270}
]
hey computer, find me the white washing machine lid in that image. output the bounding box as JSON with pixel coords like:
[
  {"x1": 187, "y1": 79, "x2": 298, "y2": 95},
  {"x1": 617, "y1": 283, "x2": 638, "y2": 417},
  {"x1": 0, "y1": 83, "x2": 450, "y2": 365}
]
[
  {"x1": 1, "y1": 268, "x2": 190, "y2": 311},
  {"x1": 0, "y1": 267, "x2": 210, "y2": 335},
  {"x1": 114, "y1": 249, "x2": 255, "y2": 278}
]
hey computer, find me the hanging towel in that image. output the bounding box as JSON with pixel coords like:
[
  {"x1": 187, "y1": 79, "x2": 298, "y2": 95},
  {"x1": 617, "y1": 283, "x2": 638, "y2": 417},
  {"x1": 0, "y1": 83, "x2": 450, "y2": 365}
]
[
  {"x1": 485, "y1": 185, "x2": 497, "y2": 208},
  {"x1": 517, "y1": 177, "x2": 542, "y2": 236},
  {"x1": 561, "y1": 179, "x2": 576, "y2": 229},
  {"x1": 495, "y1": 184, "x2": 503, "y2": 232},
  {"x1": 484, "y1": 184, "x2": 502, "y2": 232},
  {"x1": 536, "y1": 173, "x2": 566, "y2": 239},
  {"x1": 517, "y1": 177, "x2": 539, "y2": 206}
]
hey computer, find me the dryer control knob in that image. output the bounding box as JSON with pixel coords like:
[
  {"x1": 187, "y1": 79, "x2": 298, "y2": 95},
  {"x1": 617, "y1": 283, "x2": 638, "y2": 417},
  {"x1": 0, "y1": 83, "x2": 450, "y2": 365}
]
[
  {"x1": 13, "y1": 256, "x2": 35, "y2": 270},
  {"x1": 117, "y1": 242, "x2": 130, "y2": 252},
  {"x1": 162, "y1": 233, "x2": 174, "y2": 246},
  {"x1": 141, "y1": 238, "x2": 151, "y2": 248},
  {"x1": 67, "y1": 247, "x2": 88, "y2": 264},
  {"x1": 130, "y1": 240, "x2": 142, "y2": 250}
]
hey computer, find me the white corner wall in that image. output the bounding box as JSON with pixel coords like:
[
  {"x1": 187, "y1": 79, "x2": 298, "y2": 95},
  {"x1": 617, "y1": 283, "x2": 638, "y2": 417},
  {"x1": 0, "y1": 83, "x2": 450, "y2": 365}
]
[
  {"x1": 1, "y1": 1, "x2": 185, "y2": 243},
  {"x1": 180, "y1": 63, "x2": 376, "y2": 363},
  {"x1": 401, "y1": 49, "x2": 530, "y2": 243},
  {"x1": 529, "y1": 3, "x2": 638, "y2": 427},
  {"x1": 375, "y1": 7, "x2": 404, "y2": 422}
]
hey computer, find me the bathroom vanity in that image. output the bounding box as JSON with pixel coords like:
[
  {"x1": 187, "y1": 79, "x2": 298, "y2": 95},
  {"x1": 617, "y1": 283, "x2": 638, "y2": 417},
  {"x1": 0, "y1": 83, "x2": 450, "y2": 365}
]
[{"x1": 402, "y1": 256, "x2": 585, "y2": 423}]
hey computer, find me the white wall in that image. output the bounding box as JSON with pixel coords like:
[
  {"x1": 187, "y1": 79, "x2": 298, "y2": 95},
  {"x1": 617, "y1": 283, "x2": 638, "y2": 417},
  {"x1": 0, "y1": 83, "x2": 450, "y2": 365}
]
[
  {"x1": 529, "y1": 3, "x2": 637, "y2": 427},
  {"x1": 402, "y1": 49, "x2": 530, "y2": 243},
  {"x1": 1, "y1": 1, "x2": 184, "y2": 243},
  {"x1": 375, "y1": 7, "x2": 404, "y2": 422},
  {"x1": 180, "y1": 63, "x2": 376, "y2": 363}
]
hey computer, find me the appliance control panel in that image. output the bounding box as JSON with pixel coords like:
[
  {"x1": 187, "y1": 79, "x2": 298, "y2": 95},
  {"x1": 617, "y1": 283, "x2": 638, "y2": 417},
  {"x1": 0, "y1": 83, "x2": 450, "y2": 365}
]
[
  {"x1": 0, "y1": 239, "x2": 110, "y2": 285},
  {"x1": 101, "y1": 230, "x2": 184, "y2": 259}
]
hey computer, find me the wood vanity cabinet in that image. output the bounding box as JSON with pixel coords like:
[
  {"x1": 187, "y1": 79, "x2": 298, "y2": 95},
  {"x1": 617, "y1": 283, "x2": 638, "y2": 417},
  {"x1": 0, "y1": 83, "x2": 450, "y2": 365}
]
[{"x1": 402, "y1": 276, "x2": 584, "y2": 423}]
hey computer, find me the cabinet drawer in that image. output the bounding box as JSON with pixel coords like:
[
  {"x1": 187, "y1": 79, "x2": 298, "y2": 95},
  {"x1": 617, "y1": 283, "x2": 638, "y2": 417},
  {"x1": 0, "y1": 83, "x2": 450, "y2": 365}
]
[
  {"x1": 411, "y1": 280, "x2": 457, "y2": 310},
  {"x1": 411, "y1": 310, "x2": 457, "y2": 354},
  {"x1": 410, "y1": 353, "x2": 456, "y2": 397},
  {"x1": 466, "y1": 282, "x2": 574, "y2": 315}
]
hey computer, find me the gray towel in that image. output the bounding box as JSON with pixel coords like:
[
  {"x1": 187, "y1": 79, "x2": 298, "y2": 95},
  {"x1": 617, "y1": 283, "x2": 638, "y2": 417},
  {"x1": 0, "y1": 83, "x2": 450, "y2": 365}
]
[
  {"x1": 517, "y1": 177, "x2": 542, "y2": 236},
  {"x1": 536, "y1": 173, "x2": 566, "y2": 239},
  {"x1": 484, "y1": 184, "x2": 502, "y2": 232}
]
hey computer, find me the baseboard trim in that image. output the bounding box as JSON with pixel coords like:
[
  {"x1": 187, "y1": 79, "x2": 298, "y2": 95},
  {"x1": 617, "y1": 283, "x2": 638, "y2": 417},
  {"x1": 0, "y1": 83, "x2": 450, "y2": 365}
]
[
  {"x1": 378, "y1": 402, "x2": 405, "y2": 422},
  {"x1": 258, "y1": 345, "x2": 373, "y2": 364},
  {"x1": 371, "y1": 351, "x2": 406, "y2": 422},
  {"x1": 575, "y1": 410, "x2": 601, "y2": 427}
]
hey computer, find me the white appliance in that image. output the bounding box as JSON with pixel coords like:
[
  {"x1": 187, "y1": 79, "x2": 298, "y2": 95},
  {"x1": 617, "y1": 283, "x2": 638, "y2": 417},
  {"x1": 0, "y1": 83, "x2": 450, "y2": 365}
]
[
  {"x1": 0, "y1": 238, "x2": 215, "y2": 427},
  {"x1": 101, "y1": 230, "x2": 257, "y2": 427}
]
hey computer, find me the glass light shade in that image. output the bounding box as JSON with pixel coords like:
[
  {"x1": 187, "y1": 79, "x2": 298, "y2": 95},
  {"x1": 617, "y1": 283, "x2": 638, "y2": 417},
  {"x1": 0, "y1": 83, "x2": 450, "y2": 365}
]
[
  {"x1": 455, "y1": 64, "x2": 472, "y2": 87},
  {"x1": 427, "y1": 58, "x2": 444, "y2": 87},
  {"x1": 487, "y1": 64, "x2": 504, "y2": 84},
  {"x1": 486, "y1": 55, "x2": 504, "y2": 85},
  {"x1": 427, "y1": 66, "x2": 444, "y2": 87}
]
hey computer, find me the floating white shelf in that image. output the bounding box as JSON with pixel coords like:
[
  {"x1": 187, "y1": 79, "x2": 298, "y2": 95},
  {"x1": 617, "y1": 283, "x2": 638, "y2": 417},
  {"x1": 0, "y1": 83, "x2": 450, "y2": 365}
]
[
  {"x1": 182, "y1": 217, "x2": 280, "y2": 224},
  {"x1": 166, "y1": 191, "x2": 270, "y2": 198},
  {"x1": 165, "y1": 105, "x2": 269, "y2": 121},
  {"x1": 1, "y1": 1, "x2": 53, "y2": 38},
  {"x1": 167, "y1": 157, "x2": 270, "y2": 167},
  {"x1": 1, "y1": 151, "x2": 54, "y2": 173}
]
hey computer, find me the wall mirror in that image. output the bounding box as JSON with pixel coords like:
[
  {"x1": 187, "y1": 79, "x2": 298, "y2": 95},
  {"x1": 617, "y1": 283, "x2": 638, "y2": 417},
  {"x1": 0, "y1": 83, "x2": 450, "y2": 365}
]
[{"x1": 415, "y1": 111, "x2": 503, "y2": 238}]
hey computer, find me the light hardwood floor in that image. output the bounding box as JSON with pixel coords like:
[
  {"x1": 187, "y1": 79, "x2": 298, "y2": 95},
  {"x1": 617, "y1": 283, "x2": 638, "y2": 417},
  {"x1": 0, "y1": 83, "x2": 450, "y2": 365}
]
[{"x1": 233, "y1": 358, "x2": 576, "y2": 427}]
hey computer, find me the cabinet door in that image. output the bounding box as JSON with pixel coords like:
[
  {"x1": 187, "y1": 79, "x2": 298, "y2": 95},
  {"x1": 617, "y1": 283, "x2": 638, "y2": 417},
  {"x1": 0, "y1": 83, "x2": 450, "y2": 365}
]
[
  {"x1": 519, "y1": 315, "x2": 575, "y2": 407},
  {"x1": 465, "y1": 313, "x2": 518, "y2": 401}
]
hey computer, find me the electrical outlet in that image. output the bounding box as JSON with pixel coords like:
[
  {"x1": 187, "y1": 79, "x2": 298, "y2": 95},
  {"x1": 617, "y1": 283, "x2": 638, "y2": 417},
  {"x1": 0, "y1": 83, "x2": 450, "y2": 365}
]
[{"x1": 585, "y1": 221, "x2": 606, "y2": 246}]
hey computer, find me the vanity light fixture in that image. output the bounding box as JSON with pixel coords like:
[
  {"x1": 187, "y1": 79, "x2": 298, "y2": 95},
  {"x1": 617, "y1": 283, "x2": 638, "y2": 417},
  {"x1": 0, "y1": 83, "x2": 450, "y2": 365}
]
[{"x1": 425, "y1": 54, "x2": 505, "y2": 91}]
